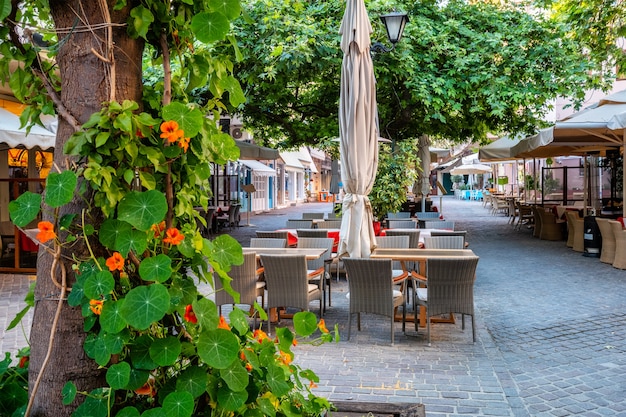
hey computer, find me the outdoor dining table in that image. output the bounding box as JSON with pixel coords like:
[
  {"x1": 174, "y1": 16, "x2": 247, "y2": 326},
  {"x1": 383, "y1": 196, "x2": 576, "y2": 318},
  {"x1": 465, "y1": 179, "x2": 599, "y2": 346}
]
[{"x1": 370, "y1": 248, "x2": 476, "y2": 327}]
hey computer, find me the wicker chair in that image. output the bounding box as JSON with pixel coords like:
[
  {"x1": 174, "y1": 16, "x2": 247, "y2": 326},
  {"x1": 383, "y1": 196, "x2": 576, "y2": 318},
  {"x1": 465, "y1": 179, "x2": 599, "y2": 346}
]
[
  {"x1": 343, "y1": 258, "x2": 406, "y2": 345},
  {"x1": 249, "y1": 238, "x2": 286, "y2": 248},
  {"x1": 565, "y1": 211, "x2": 584, "y2": 251},
  {"x1": 537, "y1": 208, "x2": 565, "y2": 241},
  {"x1": 255, "y1": 231, "x2": 293, "y2": 246},
  {"x1": 424, "y1": 236, "x2": 465, "y2": 249},
  {"x1": 317, "y1": 220, "x2": 342, "y2": 229},
  {"x1": 532, "y1": 206, "x2": 542, "y2": 238},
  {"x1": 216, "y1": 204, "x2": 239, "y2": 231},
  {"x1": 374, "y1": 235, "x2": 410, "y2": 282},
  {"x1": 297, "y1": 237, "x2": 334, "y2": 310},
  {"x1": 285, "y1": 219, "x2": 314, "y2": 229},
  {"x1": 514, "y1": 202, "x2": 533, "y2": 231},
  {"x1": 296, "y1": 229, "x2": 328, "y2": 238},
  {"x1": 302, "y1": 212, "x2": 325, "y2": 219},
  {"x1": 430, "y1": 230, "x2": 468, "y2": 247},
  {"x1": 213, "y1": 252, "x2": 265, "y2": 326},
  {"x1": 424, "y1": 221, "x2": 455, "y2": 230},
  {"x1": 386, "y1": 219, "x2": 418, "y2": 229},
  {"x1": 609, "y1": 221, "x2": 626, "y2": 270},
  {"x1": 387, "y1": 212, "x2": 411, "y2": 219},
  {"x1": 260, "y1": 254, "x2": 323, "y2": 334},
  {"x1": 596, "y1": 218, "x2": 616, "y2": 264},
  {"x1": 384, "y1": 229, "x2": 421, "y2": 249},
  {"x1": 413, "y1": 256, "x2": 480, "y2": 345}
]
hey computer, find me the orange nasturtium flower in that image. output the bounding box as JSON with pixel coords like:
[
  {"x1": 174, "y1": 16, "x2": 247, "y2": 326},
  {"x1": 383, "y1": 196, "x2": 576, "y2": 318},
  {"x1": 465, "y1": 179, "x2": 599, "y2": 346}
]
[
  {"x1": 36, "y1": 221, "x2": 56, "y2": 243},
  {"x1": 159, "y1": 120, "x2": 184, "y2": 143},
  {"x1": 317, "y1": 318, "x2": 329, "y2": 334},
  {"x1": 184, "y1": 304, "x2": 197, "y2": 324},
  {"x1": 105, "y1": 252, "x2": 125, "y2": 272},
  {"x1": 151, "y1": 221, "x2": 166, "y2": 238},
  {"x1": 89, "y1": 299, "x2": 103, "y2": 315},
  {"x1": 177, "y1": 136, "x2": 191, "y2": 152},
  {"x1": 218, "y1": 315, "x2": 230, "y2": 330},
  {"x1": 163, "y1": 228, "x2": 184, "y2": 245},
  {"x1": 253, "y1": 329, "x2": 269, "y2": 343},
  {"x1": 278, "y1": 351, "x2": 293, "y2": 366},
  {"x1": 309, "y1": 380, "x2": 318, "y2": 389},
  {"x1": 134, "y1": 378, "x2": 156, "y2": 397}
]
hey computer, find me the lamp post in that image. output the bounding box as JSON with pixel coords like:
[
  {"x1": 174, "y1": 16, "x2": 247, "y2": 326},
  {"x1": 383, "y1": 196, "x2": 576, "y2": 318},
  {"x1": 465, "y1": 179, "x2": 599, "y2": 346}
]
[{"x1": 371, "y1": 11, "x2": 409, "y2": 53}]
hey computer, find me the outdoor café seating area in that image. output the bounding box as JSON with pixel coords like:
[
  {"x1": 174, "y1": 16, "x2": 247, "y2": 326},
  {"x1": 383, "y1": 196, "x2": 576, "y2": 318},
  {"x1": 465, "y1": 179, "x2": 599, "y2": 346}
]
[{"x1": 218, "y1": 207, "x2": 479, "y2": 346}]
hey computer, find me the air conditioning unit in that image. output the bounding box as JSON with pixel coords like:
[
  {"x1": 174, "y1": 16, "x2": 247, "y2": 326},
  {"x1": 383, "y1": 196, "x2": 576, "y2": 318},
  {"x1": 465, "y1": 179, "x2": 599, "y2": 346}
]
[{"x1": 231, "y1": 125, "x2": 244, "y2": 139}]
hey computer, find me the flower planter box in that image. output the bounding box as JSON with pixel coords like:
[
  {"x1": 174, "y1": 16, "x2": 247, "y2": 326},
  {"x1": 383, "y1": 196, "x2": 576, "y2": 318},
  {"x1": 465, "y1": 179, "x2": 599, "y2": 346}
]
[{"x1": 328, "y1": 400, "x2": 425, "y2": 417}]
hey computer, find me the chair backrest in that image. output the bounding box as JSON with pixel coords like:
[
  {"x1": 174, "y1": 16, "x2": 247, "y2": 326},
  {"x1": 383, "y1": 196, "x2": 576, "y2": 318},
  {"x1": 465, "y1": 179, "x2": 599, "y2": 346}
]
[
  {"x1": 424, "y1": 236, "x2": 465, "y2": 249},
  {"x1": 317, "y1": 220, "x2": 342, "y2": 229},
  {"x1": 326, "y1": 212, "x2": 341, "y2": 219},
  {"x1": 375, "y1": 235, "x2": 409, "y2": 270},
  {"x1": 213, "y1": 252, "x2": 259, "y2": 307},
  {"x1": 250, "y1": 238, "x2": 286, "y2": 248},
  {"x1": 297, "y1": 237, "x2": 334, "y2": 270},
  {"x1": 302, "y1": 212, "x2": 325, "y2": 219},
  {"x1": 255, "y1": 231, "x2": 290, "y2": 240},
  {"x1": 424, "y1": 221, "x2": 455, "y2": 230},
  {"x1": 260, "y1": 255, "x2": 315, "y2": 311},
  {"x1": 415, "y1": 212, "x2": 440, "y2": 220},
  {"x1": 285, "y1": 219, "x2": 314, "y2": 229},
  {"x1": 296, "y1": 229, "x2": 328, "y2": 238},
  {"x1": 386, "y1": 220, "x2": 417, "y2": 229},
  {"x1": 232, "y1": 204, "x2": 241, "y2": 225},
  {"x1": 343, "y1": 258, "x2": 395, "y2": 317},
  {"x1": 596, "y1": 218, "x2": 616, "y2": 263},
  {"x1": 384, "y1": 229, "x2": 421, "y2": 248},
  {"x1": 430, "y1": 230, "x2": 467, "y2": 244},
  {"x1": 424, "y1": 257, "x2": 479, "y2": 317},
  {"x1": 387, "y1": 212, "x2": 411, "y2": 219}
]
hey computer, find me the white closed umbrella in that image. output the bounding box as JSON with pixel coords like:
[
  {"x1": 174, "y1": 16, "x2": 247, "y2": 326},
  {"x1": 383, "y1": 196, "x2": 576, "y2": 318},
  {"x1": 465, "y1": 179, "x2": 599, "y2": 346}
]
[
  {"x1": 337, "y1": 0, "x2": 379, "y2": 258},
  {"x1": 450, "y1": 163, "x2": 493, "y2": 175}
]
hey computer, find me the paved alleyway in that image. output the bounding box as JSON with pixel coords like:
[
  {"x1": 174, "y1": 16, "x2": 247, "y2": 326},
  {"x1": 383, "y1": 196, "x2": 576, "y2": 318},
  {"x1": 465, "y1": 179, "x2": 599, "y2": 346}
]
[{"x1": 1, "y1": 195, "x2": 625, "y2": 416}]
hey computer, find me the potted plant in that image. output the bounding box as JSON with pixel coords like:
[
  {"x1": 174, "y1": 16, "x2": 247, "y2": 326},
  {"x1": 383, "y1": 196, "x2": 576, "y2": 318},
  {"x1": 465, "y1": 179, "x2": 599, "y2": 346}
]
[{"x1": 368, "y1": 141, "x2": 419, "y2": 231}]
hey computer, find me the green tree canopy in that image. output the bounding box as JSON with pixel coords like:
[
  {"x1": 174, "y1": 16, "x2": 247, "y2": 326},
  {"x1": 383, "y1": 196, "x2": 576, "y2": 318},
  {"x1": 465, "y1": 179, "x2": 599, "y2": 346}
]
[{"x1": 226, "y1": 0, "x2": 606, "y2": 148}]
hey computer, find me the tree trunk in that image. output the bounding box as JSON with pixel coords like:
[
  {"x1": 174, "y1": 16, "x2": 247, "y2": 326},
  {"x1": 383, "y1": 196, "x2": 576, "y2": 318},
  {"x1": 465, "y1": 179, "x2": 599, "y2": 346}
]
[{"x1": 29, "y1": 1, "x2": 143, "y2": 415}]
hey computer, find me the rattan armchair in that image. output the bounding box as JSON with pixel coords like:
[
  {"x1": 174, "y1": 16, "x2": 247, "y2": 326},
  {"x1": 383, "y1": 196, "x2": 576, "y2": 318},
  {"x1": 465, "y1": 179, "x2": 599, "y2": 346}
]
[
  {"x1": 413, "y1": 256, "x2": 480, "y2": 345},
  {"x1": 343, "y1": 258, "x2": 406, "y2": 345},
  {"x1": 317, "y1": 220, "x2": 342, "y2": 229},
  {"x1": 249, "y1": 238, "x2": 286, "y2": 248},
  {"x1": 386, "y1": 219, "x2": 418, "y2": 229},
  {"x1": 565, "y1": 211, "x2": 584, "y2": 251},
  {"x1": 537, "y1": 208, "x2": 565, "y2": 241},
  {"x1": 302, "y1": 212, "x2": 325, "y2": 219},
  {"x1": 296, "y1": 229, "x2": 328, "y2": 238},
  {"x1": 596, "y1": 218, "x2": 616, "y2": 264},
  {"x1": 424, "y1": 221, "x2": 455, "y2": 230},
  {"x1": 424, "y1": 236, "x2": 465, "y2": 249},
  {"x1": 213, "y1": 252, "x2": 265, "y2": 326},
  {"x1": 260, "y1": 254, "x2": 323, "y2": 334},
  {"x1": 609, "y1": 220, "x2": 626, "y2": 270},
  {"x1": 285, "y1": 219, "x2": 314, "y2": 229},
  {"x1": 297, "y1": 237, "x2": 334, "y2": 311}
]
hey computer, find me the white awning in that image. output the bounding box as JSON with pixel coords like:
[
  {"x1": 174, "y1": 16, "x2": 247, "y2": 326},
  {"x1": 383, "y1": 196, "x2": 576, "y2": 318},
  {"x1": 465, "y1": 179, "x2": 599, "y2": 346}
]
[
  {"x1": 279, "y1": 151, "x2": 305, "y2": 171},
  {"x1": 239, "y1": 159, "x2": 276, "y2": 176},
  {"x1": 0, "y1": 108, "x2": 56, "y2": 151}
]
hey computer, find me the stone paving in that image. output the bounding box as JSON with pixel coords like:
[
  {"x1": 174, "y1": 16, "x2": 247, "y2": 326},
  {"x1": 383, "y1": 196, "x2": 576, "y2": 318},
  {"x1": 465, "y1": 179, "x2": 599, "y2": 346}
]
[{"x1": 1, "y1": 196, "x2": 625, "y2": 416}]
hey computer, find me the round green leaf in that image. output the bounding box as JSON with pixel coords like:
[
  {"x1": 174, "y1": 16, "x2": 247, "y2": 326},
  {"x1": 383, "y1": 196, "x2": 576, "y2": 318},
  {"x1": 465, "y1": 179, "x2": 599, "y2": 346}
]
[
  {"x1": 117, "y1": 191, "x2": 167, "y2": 231},
  {"x1": 62, "y1": 381, "x2": 77, "y2": 405},
  {"x1": 103, "y1": 328, "x2": 131, "y2": 355},
  {"x1": 197, "y1": 329, "x2": 239, "y2": 369},
  {"x1": 83, "y1": 270, "x2": 115, "y2": 299},
  {"x1": 115, "y1": 229, "x2": 148, "y2": 258},
  {"x1": 115, "y1": 407, "x2": 140, "y2": 417},
  {"x1": 191, "y1": 12, "x2": 230, "y2": 44},
  {"x1": 149, "y1": 336, "x2": 181, "y2": 366},
  {"x1": 83, "y1": 333, "x2": 110, "y2": 366},
  {"x1": 265, "y1": 363, "x2": 290, "y2": 397},
  {"x1": 73, "y1": 388, "x2": 108, "y2": 417},
  {"x1": 99, "y1": 219, "x2": 132, "y2": 250},
  {"x1": 293, "y1": 311, "x2": 318, "y2": 337},
  {"x1": 192, "y1": 297, "x2": 218, "y2": 330},
  {"x1": 100, "y1": 300, "x2": 128, "y2": 334},
  {"x1": 175, "y1": 366, "x2": 208, "y2": 399},
  {"x1": 228, "y1": 308, "x2": 250, "y2": 335},
  {"x1": 141, "y1": 408, "x2": 165, "y2": 417},
  {"x1": 126, "y1": 368, "x2": 150, "y2": 390},
  {"x1": 161, "y1": 102, "x2": 204, "y2": 138},
  {"x1": 8, "y1": 192, "x2": 41, "y2": 227},
  {"x1": 139, "y1": 254, "x2": 172, "y2": 283},
  {"x1": 120, "y1": 284, "x2": 170, "y2": 330},
  {"x1": 130, "y1": 335, "x2": 157, "y2": 371},
  {"x1": 162, "y1": 391, "x2": 194, "y2": 417},
  {"x1": 217, "y1": 385, "x2": 248, "y2": 411},
  {"x1": 44, "y1": 171, "x2": 77, "y2": 208},
  {"x1": 208, "y1": 0, "x2": 241, "y2": 19},
  {"x1": 207, "y1": 234, "x2": 243, "y2": 268},
  {"x1": 220, "y1": 360, "x2": 248, "y2": 392},
  {"x1": 106, "y1": 361, "x2": 131, "y2": 389}
]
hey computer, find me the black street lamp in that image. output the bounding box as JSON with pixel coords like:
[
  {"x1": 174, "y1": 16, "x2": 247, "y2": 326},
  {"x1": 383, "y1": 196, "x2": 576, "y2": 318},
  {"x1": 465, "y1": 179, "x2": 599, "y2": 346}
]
[{"x1": 371, "y1": 11, "x2": 409, "y2": 53}]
